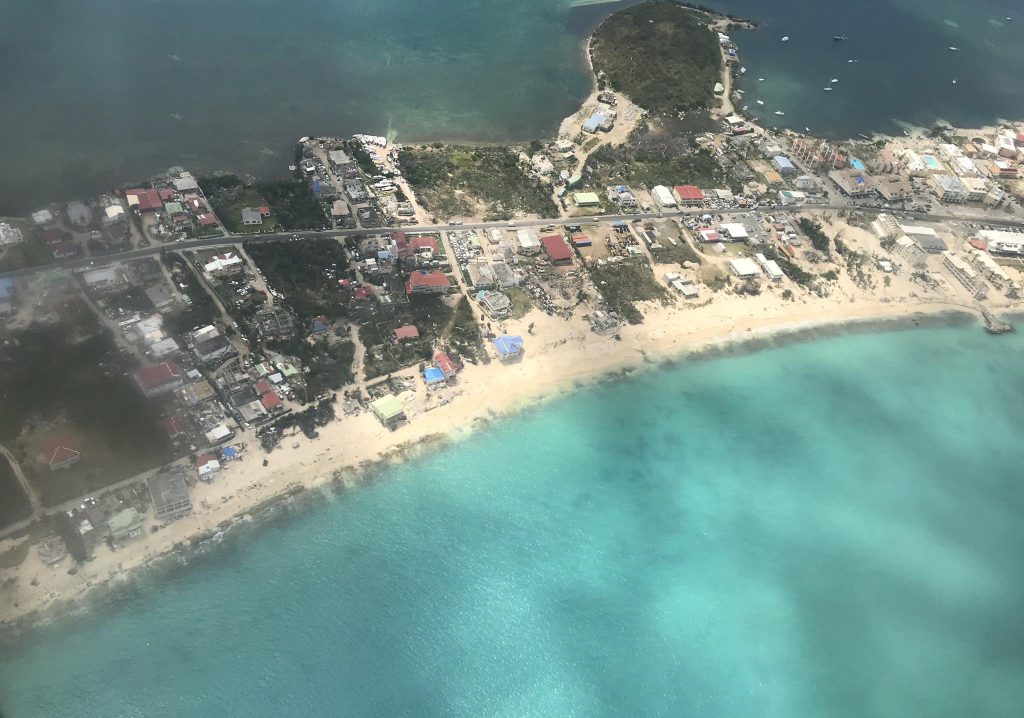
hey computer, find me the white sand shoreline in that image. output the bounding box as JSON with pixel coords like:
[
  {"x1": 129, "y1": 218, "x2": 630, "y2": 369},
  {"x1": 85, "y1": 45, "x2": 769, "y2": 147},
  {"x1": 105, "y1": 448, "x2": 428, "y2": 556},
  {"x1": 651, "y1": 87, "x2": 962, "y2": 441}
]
[{"x1": 0, "y1": 297, "x2": 991, "y2": 639}]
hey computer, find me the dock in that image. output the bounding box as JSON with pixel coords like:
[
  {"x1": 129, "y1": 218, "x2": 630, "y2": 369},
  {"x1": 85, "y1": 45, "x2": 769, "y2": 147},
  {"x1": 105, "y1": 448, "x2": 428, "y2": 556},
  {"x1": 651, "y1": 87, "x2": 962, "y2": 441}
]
[{"x1": 981, "y1": 307, "x2": 1014, "y2": 334}]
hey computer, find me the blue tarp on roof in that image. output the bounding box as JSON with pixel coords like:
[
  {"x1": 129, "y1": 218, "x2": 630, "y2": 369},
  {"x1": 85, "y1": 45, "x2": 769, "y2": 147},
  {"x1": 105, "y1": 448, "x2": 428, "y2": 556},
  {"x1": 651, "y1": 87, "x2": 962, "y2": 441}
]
[
  {"x1": 492, "y1": 335, "x2": 524, "y2": 357},
  {"x1": 422, "y1": 367, "x2": 445, "y2": 384},
  {"x1": 583, "y1": 112, "x2": 605, "y2": 132},
  {"x1": 222, "y1": 446, "x2": 238, "y2": 459}
]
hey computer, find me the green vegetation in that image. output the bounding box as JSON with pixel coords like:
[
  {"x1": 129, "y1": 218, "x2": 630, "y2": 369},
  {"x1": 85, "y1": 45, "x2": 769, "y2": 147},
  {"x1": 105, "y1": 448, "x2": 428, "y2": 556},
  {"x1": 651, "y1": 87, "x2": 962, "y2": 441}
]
[
  {"x1": 199, "y1": 174, "x2": 326, "y2": 232},
  {"x1": 588, "y1": 259, "x2": 669, "y2": 324},
  {"x1": 0, "y1": 225, "x2": 53, "y2": 272},
  {"x1": 0, "y1": 455, "x2": 31, "y2": 529},
  {"x1": 0, "y1": 304, "x2": 170, "y2": 507},
  {"x1": 760, "y1": 246, "x2": 815, "y2": 289},
  {"x1": 341, "y1": 140, "x2": 380, "y2": 177},
  {"x1": 265, "y1": 336, "x2": 355, "y2": 400},
  {"x1": 584, "y1": 118, "x2": 731, "y2": 190},
  {"x1": 798, "y1": 218, "x2": 832, "y2": 255},
  {"x1": 398, "y1": 145, "x2": 558, "y2": 220},
  {"x1": 244, "y1": 239, "x2": 350, "y2": 320},
  {"x1": 504, "y1": 287, "x2": 535, "y2": 320},
  {"x1": 591, "y1": 1, "x2": 721, "y2": 114},
  {"x1": 161, "y1": 253, "x2": 220, "y2": 335}
]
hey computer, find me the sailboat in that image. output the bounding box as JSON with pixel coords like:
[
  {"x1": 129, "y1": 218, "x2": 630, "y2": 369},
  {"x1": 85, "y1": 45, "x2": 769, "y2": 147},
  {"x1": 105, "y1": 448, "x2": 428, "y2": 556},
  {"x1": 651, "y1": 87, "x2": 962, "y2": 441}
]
[
  {"x1": 948, "y1": 46, "x2": 959, "y2": 51},
  {"x1": 742, "y1": 105, "x2": 748, "y2": 111},
  {"x1": 758, "y1": 77, "x2": 765, "y2": 82},
  {"x1": 823, "y1": 87, "x2": 834, "y2": 91},
  {"x1": 756, "y1": 99, "x2": 765, "y2": 105},
  {"x1": 833, "y1": 35, "x2": 848, "y2": 41},
  {"x1": 740, "y1": 66, "x2": 747, "y2": 74},
  {"x1": 952, "y1": 79, "x2": 958, "y2": 84},
  {"x1": 781, "y1": 35, "x2": 790, "y2": 42},
  {"x1": 774, "y1": 110, "x2": 785, "y2": 116}
]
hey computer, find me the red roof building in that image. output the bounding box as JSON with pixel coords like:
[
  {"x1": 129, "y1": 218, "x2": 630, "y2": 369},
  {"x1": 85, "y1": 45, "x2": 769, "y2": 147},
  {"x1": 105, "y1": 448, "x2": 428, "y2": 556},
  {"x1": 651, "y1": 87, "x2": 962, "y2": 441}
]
[
  {"x1": 126, "y1": 189, "x2": 163, "y2": 212},
  {"x1": 39, "y1": 434, "x2": 81, "y2": 471},
  {"x1": 353, "y1": 287, "x2": 369, "y2": 299},
  {"x1": 405, "y1": 270, "x2": 451, "y2": 295},
  {"x1": 158, "y1": 188, "x2": 176, "y2": 201},
  {"x1": 674, "y1": 185, "x2": 705, "y2": 205},
  {"x1": 260, "y1": 391, "x2": 283, "y2": 411},
  {"x1": 255, "y1": 380, "x2": 273, "y2": 395},
  {"x1": 134, "y1": 361, "x2": 184, "y2": 397},
  {"x1": 197, "y1": 213, "x2": 218, "y2": 227},
  {"x1": 969, "y1": 239, "x2": 988, "y2": 251},
  {"x1": 393, "y1": 325, "x2": 420, "y2": 341},
  {"x1": 411, "y1": 236, "x2": 439, "y2": 253},
  {"x1": 541, "y1": 235, "x2": 573, "y2": 265},
  {"x1": 52, "y1": 241, "x2": 79, "y2": 259},
  {"x1": 434, "y1": 352, "x2": 458, "y2": 378},
  {"x1": 257, "y1": 205, "x2": 271, "y2": 217},
  {"x1": 40, "y1": 228, "x2": 68, "y2": 245},
  {"x1": 571, "y1": 234, "x2": 592, "y2": 247},
  {"x1": 162, "y1": 416, "x2": 186, "y2": 439}
]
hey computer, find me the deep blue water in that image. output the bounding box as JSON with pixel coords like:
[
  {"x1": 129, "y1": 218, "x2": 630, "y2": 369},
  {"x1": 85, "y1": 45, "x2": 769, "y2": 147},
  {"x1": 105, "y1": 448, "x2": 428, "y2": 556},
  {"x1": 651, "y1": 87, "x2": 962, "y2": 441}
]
[
  {"x1": 2, "y1": 322, "x2": 1024, "y2": 717},
  {"x1": 3, "y1": 0, "x2": 1024, "y2": 213}
]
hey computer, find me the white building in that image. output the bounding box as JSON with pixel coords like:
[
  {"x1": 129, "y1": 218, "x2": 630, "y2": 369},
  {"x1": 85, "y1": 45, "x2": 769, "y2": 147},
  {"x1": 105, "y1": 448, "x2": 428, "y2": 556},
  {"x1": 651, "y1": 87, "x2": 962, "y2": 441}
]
[
  {"x1": 755, "y1": 253, "x2": 784, "y2": 282},
  {"x1": 203, "y1": 252, "x2": 244, "y2": 276},
  {"x1": 651, "y1": 185, "x2": 677, "y2": 210},
  {"x1": 978, "y1": 229, "x2": 1024, "y2": 256},
  {"x1": 870, "y1": 213, "x2": 901, "y2": 240},
  {"x1": 729, "y1": 257, "x2": 760, "y2": 279},
  {"x1": 515, "y1": 229, "x2": 541, "y2": 255},
  {"x1": 0, "y1": 223, "x2": 24, "y2": 246},
  {"x1": 942, "y1": 252, "x2": 986, "y2": 298},
  {"x1": 970, "y1": 249, "x2": 1010, "y2": 284},
  {"x1": 893, "y1": 236, "x2": 927, "y2": 268},
  {"x1": 663, "y1": 272, "x2": 699, "y2": 298},
  {"x1": 720, "y1": 223, "x2": 749, "y2": 241}
]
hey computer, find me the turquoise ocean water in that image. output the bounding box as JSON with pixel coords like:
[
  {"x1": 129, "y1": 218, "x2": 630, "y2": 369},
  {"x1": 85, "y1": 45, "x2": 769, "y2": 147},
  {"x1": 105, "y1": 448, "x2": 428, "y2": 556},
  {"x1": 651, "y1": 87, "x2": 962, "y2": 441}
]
[
  {"x1": 4, "y1": 0, "x2": 1024, "y2": 213},
  {"x1": 2, "y1": 321, "x2": 1024, "y2": 716}
]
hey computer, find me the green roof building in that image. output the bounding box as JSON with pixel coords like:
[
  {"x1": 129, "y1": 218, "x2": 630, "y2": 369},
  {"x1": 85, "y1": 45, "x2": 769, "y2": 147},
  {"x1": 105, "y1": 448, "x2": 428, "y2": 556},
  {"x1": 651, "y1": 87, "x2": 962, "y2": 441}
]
[
  {"x1": 573, "y1": 191, "x2": 601, "y2": 207},
  {"x1": 371, "y1": 394, "x2": 406, "y2": 427},
  {"x1": 108, "y1": 508, "x2": 145, "y2": 541}
]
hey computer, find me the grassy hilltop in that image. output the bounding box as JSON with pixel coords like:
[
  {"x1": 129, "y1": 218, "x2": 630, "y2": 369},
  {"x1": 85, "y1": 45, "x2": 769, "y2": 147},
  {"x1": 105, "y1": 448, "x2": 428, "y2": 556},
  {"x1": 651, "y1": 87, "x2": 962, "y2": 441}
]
[{"x1": 590, "y1": 1, "x2": 722, "y2": 115}]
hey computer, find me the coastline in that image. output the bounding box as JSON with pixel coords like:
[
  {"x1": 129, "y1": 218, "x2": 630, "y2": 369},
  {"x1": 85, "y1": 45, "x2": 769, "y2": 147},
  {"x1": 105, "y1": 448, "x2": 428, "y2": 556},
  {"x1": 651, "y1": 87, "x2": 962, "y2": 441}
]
[{"x1": 0, "y1": 296, "x2": 994, "y2": 640}]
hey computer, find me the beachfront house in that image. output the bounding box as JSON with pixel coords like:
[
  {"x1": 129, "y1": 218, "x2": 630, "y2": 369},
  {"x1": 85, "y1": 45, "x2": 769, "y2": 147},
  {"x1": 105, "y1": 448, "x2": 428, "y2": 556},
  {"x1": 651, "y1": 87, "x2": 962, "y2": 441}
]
[
  {"x1": 148, "y1": 470, "x2": 193, "y2": 520},
  {"x1": 730, "y1": 257, "x2": 761, "y2": 279},
  {"x1": 371, "y1": 394, "x2": 406, "y2": 428},
  {"x1": 492, "y1": 335, "x2": 524, "y2": 362},
  {"x1": 108, "y1": 508, "x2": 145, "y2": 542},
  {"x1": 422, "y1": 366, "x2": 446, "y2": 388}
]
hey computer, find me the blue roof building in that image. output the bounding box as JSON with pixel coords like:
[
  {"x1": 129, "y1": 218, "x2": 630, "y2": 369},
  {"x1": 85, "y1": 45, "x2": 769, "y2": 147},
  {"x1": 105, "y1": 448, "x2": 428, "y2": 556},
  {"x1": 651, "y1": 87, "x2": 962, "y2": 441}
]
[
  {"x1": 222, "y1": 446, "x2": 238, "y2": 460},
  {"x1": 582, "y1": 112, "x2": 605, "y2": 133},
  {"x1": 422, "y1": 366, "x2": 446, "y2": 386},
  {"x1": 772, "y1": 156, "x2": 796, "y2": 174},
  {"x1": 492, "y1": 335, "x2": 524, "y2": 362}
]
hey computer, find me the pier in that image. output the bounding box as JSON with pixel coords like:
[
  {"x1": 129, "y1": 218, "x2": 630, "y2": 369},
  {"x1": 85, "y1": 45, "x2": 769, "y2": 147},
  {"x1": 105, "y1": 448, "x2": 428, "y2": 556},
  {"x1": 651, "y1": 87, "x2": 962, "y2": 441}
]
[{"x1": 981, "y1": 307, "x2": 1014, "y2": 334}]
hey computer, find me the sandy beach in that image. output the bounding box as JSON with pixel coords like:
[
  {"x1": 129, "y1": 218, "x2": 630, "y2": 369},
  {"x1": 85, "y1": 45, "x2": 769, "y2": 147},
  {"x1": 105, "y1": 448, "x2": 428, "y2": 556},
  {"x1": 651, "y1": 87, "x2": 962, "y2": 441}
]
[{"x1": 0, "y1": 283, "x2": 1006, "y2": 636}]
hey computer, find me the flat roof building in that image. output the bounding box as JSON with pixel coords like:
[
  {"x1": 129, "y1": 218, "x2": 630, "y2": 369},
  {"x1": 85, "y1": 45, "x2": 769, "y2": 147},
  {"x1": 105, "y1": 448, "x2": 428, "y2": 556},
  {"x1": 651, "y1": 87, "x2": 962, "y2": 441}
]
[
  {"x1": 573, "y1": 191, "x2": 601, "y2": 207},
  {"x1": 651, "y1": 185, "x2": 676, "y2": 209},
  {"x1": 730, "y1": 257, "x2": 761, "y2": 279},
  {"x1": 756, "y1": 253, "x2": 785, "y2": 281},
  {"x1": 371, "y1": 394, "x2": 406, "y2": 427}
]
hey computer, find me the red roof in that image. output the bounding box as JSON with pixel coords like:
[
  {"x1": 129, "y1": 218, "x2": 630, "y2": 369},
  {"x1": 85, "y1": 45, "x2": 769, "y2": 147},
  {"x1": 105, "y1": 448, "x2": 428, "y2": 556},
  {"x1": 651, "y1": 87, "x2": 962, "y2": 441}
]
[
  {"x1": 541, "y1": 235, "x2": 572, "y2": 262},
  {"x1": 391, "y1": 232, "x2": 407, "y2": 241},
  {"x1": 257, "y1": 205, "x2": 271, "y2": 215},
  {"x1": 395, "y1": 238, "x2": 413, "y2": 257},
  {"x1": 197, "y1": 213, "x2": 218, "y2": 226},
  {"x1": 162, "y1": 416, "x2": 185, "y2": 438},
  {"x1": 353, "y1": 287, "x2": 369, "y2": 299},
  {"x1": 52, "y1": 241, "x2": 79, "y2": 258},
  {"x1": 434, "y1": 352, "x2": 457, "y2": 376},
  {"x1": 571, "y1": 234, "x2": 591, "y2": 246},
  {"x1": 969, "y1": 239, "x2": 988, "y2": 251},
  {"x1": 405, "y1": 271, "x2": 450, "y2": 293},
  {"x1": 40, "y1": 228, "x2": 67, "y2": 245},
  {"x1": 393, "y1": 325, "x2": 420, "y2": 341},
  {"x1": 196, "y1": 453, "x2": 218, "y2": 466},
  {"x1": 134, "y1": 361, "x2": 182, "y2": 389},
  {"x1": 158, "y1": 188, "x2": 176, "y2": 201},
  {"x1": 674, "y1": 185, "x2": 705, "y2": 200},
  {"x1": 39, "y1": 434, "x2": 80, "y2": 468},
  {"x1": 260, "y1": 391, "x2": 282, "y2": 410},
  {"x1": 255, "y1": 380, "x2": 272, "y2": 395},
  {"x1": 412, "y1": 236, "x2": 439, "y2": 253},
  {"x1": 126, "y1": 189, "x2": 163, "y2": 211}
]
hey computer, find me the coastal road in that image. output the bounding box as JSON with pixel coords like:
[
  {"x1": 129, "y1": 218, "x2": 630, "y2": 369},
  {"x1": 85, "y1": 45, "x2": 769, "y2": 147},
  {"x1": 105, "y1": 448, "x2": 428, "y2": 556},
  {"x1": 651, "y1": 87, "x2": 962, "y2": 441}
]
[{"x1": 3, "y1": 205, "x2": 1022, "y2": 281}]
